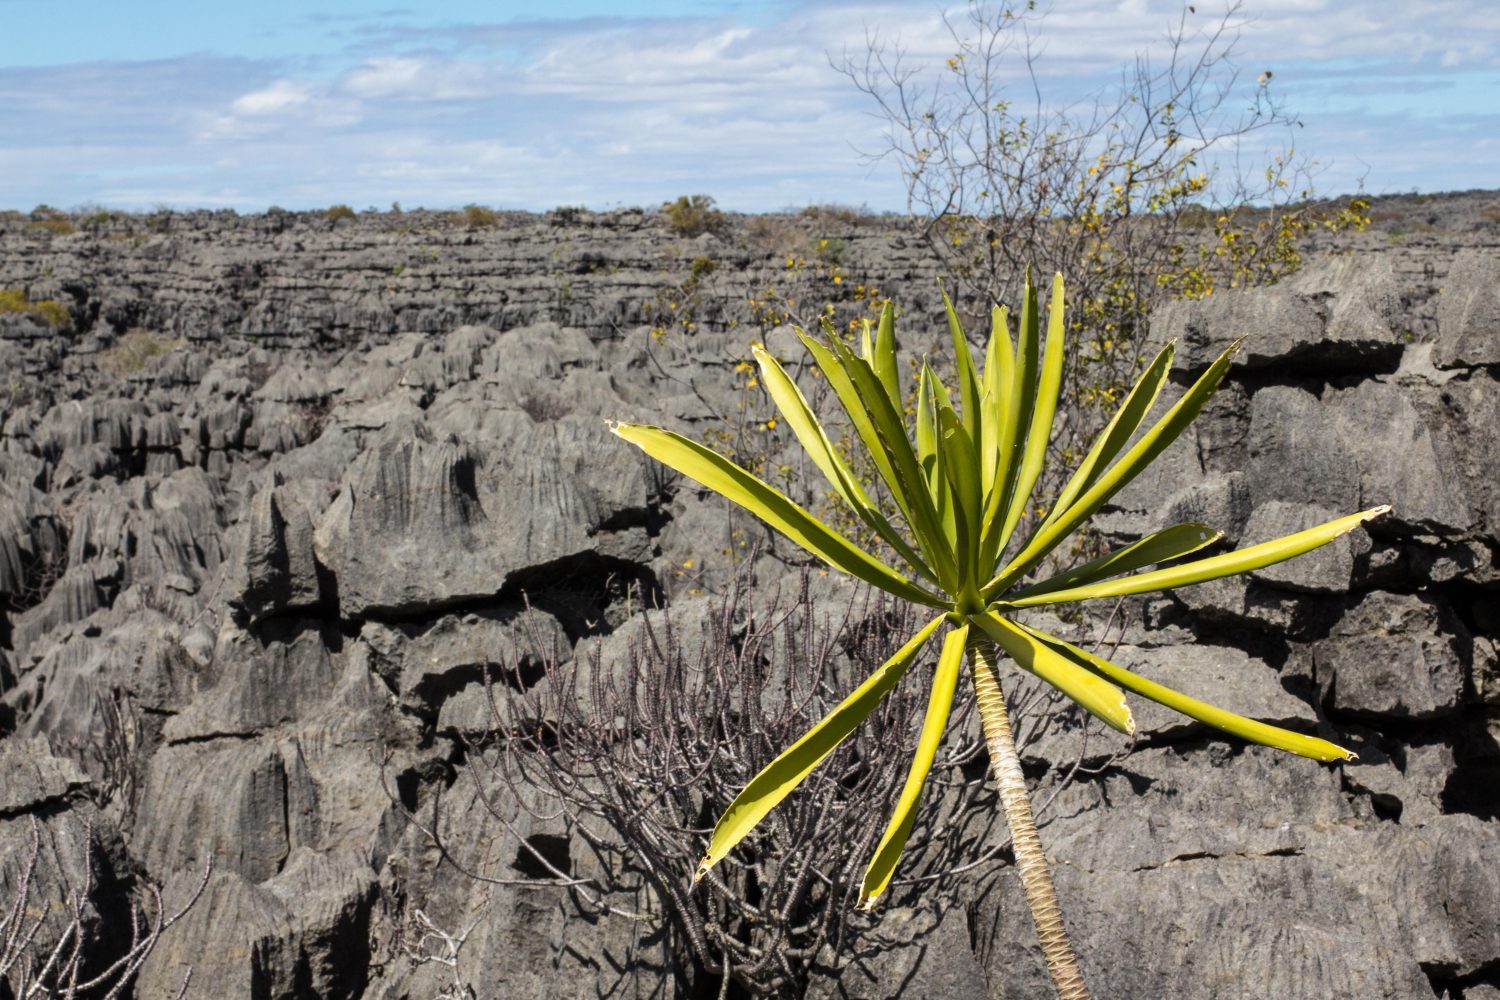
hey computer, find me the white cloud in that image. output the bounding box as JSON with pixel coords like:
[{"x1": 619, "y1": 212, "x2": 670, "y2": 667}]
[
  {"x1": 232, "y1": 80, "x2": 314, "y2": 115},
  {"x1": 0, "y1": 1, "x2": 1495, "y2": 211}
]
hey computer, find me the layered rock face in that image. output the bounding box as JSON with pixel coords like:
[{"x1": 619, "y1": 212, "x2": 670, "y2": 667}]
[{"x1": 1, "y1": 197, "x2": 1498, "y2": 999}]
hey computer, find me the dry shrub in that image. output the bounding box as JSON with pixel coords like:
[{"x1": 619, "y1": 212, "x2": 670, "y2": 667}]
[{"x1": 97, "y1": 330, "x2": 182, "y2": 378}]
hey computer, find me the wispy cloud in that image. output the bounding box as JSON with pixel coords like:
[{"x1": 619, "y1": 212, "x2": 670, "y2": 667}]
[{"x1": 0, "y1": 1, "x2": 1494, "y2": 212}]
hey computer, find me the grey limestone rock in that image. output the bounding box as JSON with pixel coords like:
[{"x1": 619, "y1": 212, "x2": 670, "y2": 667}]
[
  {"x1": 1150, "y1": 254, "x2": 1405, "y2": 375},
  {"x1": 1434, "y1": 249, "x2": 1500, "y2": 369},
  {"x1": 1, "y1": 205, "x2": 1497, "y2": 1000},
  {"x1": 1249, "y1": 379, "x2": 1474, "y2": 535},
  {"x1": 135, "y1": 851, "x2": 377, "y2": 1000},
  {"x1": 0, "y1": 736, "x2": 89, "y2": 815},
  {"x1": 1313, "y1": 590, "x2": 1469, "y2": 720},
  {"x1": 808, "y1": 904, "x2": 990, "y2": 1000},
  {"x1": 230, "y1": 479, "x2": 325, "y2": 623}
]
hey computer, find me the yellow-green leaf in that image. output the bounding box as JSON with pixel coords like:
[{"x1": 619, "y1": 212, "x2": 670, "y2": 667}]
[
  {"x1": 997, "y1": 507, "x2": 1389, "y2": 608},
  {"x1": 985, "y1": 339, "x2": 1242, "y2": 600},
  {"x1": 696, "y1": 615, "x2": 947, "y2": 880},
  {"x1": 859, "y1": 623, "x2": 967, "y2": 909},
  {"x1": 752, "y1": 345, "x2": 936, "y2": 583},
  {"x1": 1017, "y1": 624, "x2": 1355, "y2": 762},
  {"x1": 801, "y1": 328, "x2": 914, "y2": 526},
  {"x1": 996, "y1": 272, "x2": 1067, "y2": 553},
  {"x1": 1040, "y1": 340, "x2": 1175, "y2": 529},
  {"x1": 612, "y1": 423, "x2": 944, "y2": 608},
  {"x1": 825, "y1": 338, "x2": 958, "y2": 590},
  {"x1": 873, "y1": 300, "x2": 900, "y2": 407},
  {"x1": 942, "y1": 286, "x2": 983, "y2": 449},
  {"x1": 970, "y1": 611, "x2": 1134, "y2": 734},
  {"x1": 980, "y1": 306, "x2": 1013, "y2": 493},
  {"x1": 1004, "y1": 523, "x2": 1221, "y2": 601}
]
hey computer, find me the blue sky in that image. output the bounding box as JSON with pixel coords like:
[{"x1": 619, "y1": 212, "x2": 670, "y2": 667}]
[{"x1": 1, "y1": 1, "x2": 1495, "y2": 213}]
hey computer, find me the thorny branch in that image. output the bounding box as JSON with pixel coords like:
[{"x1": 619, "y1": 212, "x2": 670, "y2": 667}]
[
  {"x1": 384, "y1": 562, "x2": 1128, "y2": 996},
  {"x1": 0, "y1": 816, "x2": 211, "y2": 999}
]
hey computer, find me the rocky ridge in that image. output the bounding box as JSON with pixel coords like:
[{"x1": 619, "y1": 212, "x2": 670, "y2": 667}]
[{"x1": 1, "y1": 193, "x2": 1498, "y2": 999}]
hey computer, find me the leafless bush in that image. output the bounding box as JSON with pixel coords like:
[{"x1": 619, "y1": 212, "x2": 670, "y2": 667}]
[
  {"x1": 517, "y1": 393, "x2": 572, "y2": 424},
  {"x1": 371, "y1": 882, "x2": 481, "y2": 1000},
  {"x1": 0, "y1": 817, "x2": 210, "y2": 1000},
  {"x1": 835, "y1": 1, "x2": 1354, "y2": 415},
  {"x1": 45, "y1": 688, "x2": 138, "y2": 813},
  {"x1": 390, "y1": 563, "x2": 1127, "y2": 996}
]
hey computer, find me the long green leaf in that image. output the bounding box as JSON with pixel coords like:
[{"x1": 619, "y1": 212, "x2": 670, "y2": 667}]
[
  {"x1": 825, "y1": 338, "x2": 959, "y2": 591},
  {"x1": 939, "y1": 407, "x2": 983, "y2": 605},
  {"x1": 997, "y1": 507, "x2": 1389, "y2": 608},
  {"x1": 1017, "y1": 623, "x2": 1355, "y2": 762},
  {"x1": 996, "y1": 272, "x2": 1068, "y2": 552},
  {"x1": 1040, "y1": 340, "x2": 1175, "y2": 530},
  {"x1": 978, "y1": 306, "x2": 1017, "y2": 566},
  {"x1": 696, "y1": 615, "x2": 947, "y2": 879},
  {"x1": 977, "y1": 280, "x2": 1039, "y2": 577},
  {"x1": 752, "y1": 345, "x2": 936, "y2": 583},
  {"x1": 970, "y1": 611, "x2": 1134, "y2": 734},
  {"x1": 873, "y1": 301, "x2": 901, "y2": 407},
  {"x1": 800, "y1": 329, "x2": 914, "y2": 526},
  {"x1": 859, "y1": 623, "x2": 967, "y2": 908},
  {"x1": 984, "y1": 339, "x2": 1243, "y2": 600},
  {"x1": 916, "y1": 363, "x2": 939, "y2": 490},
  {"x1": 942, "y1": 287, "x2": 983, "y2": 449},
  {"x1": 1005, "y1": 523, "x2": 1221, "y2": 601},
  {"x1": 612, "y1": 423, "x2": 944, "y2": 608}
]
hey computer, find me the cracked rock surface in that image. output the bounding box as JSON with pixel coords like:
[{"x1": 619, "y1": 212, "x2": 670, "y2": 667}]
[{"x1": 2, "y1": 196, "x2": 1498, "y2": 998}]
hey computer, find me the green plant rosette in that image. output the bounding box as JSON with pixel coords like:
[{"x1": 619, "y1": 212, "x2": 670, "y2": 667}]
[{"x1": 612, "y1": 272, "x2": 1385, "y2": 908}]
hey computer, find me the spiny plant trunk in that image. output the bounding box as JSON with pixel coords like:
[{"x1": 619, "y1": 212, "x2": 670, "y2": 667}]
[{"x1": 968, "y1": 636, "x2": 1091, "y2": 1000}]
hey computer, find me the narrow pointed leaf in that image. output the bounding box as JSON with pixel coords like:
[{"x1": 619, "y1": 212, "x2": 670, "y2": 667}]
[
  {"x1": 970, "y1": 611, "x2": 1134, "y2": 734},
  {"x1": 998, "y1": 507, "x2": 1389, "y2": 608},
  {"x1": 942, "y1": 287, "x2": 983, "y2": 448},
  {"x1": 1017, "y1": 624, "x2": 1355, "y2": 762},
  {"x1": 996, "y1": 272, "x2": 1068, "y2": 553},
  {"x1": 985, "y1": 339, "x2": 1243, "y2": 600},
  {"x1": 1005, "y1": 523, "x2": 1221, "y2": 601},
  {"x1": 612, "y1": 423, "x2": 943, "y2": 607},
  {"x1": 859, "y1": 623, "x2": 967, "y2": 908},
  {"x1": 801, "y1": 329, "x2": 916, "y2": 526},
  {"x1": 979, "y1": 282, "x2": 1039, "y2": 574},
  {"x1": 1041, "y1": 340, "x2": 1175, "y2": 529},
  {"x1": 751, "y1": 345, "x2": 937, "y2": 583},
  {"x1": 1007, "y1": 273, "x2": 1042, "y2": 503},
  {"x1": 916, "y1": 365, "x2": 955, "y2": 553},
  {"x1": 696, "y1": 615, "x2": 947, "y2": 879},
  {"x1": 939, "y1": 407, "x2": 982, "y2": 599},
  {"x1": 824, "y1": 337, "x2": 959, "y2": 590},
  {"x1": 977, "y1": 306, "x2": 1017, "y2": 573},
  {"x1": 980, "y1": 348, "x2": 1002, "y2": 490},
  {"x1": 916, "y1": 364, "x2": 938, "y2": 483},
  {"x1": 873, "y1": 301, "x2": 901, "y2": 407}
]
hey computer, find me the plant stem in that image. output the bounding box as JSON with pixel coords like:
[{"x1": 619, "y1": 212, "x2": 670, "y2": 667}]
[{"x1": 968, "y1": 636, "x2": 1090, "y2": 1000}]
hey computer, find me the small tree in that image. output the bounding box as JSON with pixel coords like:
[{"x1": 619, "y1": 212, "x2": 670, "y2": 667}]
[
  {"x1": 661, "y1": 195, "x2": 728, "y2": 239},
  {"x1": 837, "y1": 2, "x2": 1362, "y2": 416},
  {"x1": 613, "y1": 273, "x2": 1384, "y2": 998}
]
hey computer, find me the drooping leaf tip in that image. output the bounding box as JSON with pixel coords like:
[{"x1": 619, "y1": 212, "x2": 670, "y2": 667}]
[{"x1": 692, "y1": 856, "x2": 714, "y2": 884}]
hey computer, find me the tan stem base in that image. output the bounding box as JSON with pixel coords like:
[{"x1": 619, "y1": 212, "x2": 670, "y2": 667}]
[{"x1": 968, "y1": 636, "x2": 1091, "y2": 1000}]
